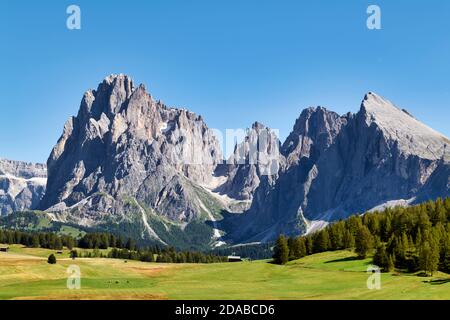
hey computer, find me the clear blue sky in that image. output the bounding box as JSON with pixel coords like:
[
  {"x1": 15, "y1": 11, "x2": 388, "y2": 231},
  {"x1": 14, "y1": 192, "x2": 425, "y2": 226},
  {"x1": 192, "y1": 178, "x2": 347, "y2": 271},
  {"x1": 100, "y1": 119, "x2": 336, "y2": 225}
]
[{"x1": 1, "y1": 0, "x2": 449, "y2": 163}]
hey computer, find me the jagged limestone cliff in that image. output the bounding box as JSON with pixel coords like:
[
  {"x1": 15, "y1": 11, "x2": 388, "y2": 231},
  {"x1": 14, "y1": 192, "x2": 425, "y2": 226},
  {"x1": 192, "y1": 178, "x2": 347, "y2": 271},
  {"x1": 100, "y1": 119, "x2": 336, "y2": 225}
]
[
  {"x1": 8, "y1": 74, "x2": 447, "y2": 247},
  {"x1": 0, "y1": 159, "x2": 47, "y2": 215}
]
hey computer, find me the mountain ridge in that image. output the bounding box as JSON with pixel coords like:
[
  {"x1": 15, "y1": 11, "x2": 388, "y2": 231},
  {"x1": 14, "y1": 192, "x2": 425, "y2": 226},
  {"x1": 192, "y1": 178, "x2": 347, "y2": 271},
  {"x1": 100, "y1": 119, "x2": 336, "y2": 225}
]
[
  {"x1": 0, "y1": 158, "x2": 47, "y2": 215},
  {"x1": 222, "y1": 90, "x2": 450, "y2": 243},
  {"x1": 1, "y1": 74, "x2": 449, "y2": 249}
]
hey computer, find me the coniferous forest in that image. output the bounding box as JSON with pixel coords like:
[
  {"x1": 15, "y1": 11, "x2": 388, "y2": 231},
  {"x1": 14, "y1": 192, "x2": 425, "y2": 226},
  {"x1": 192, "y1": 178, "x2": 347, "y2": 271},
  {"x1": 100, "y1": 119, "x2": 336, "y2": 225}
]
[
  {"x1": 0, "y1": 230, "x2": 227, "y2": 264},
  {"x1": 273, "y1": 198, "x2": 450, "y2": 276}
]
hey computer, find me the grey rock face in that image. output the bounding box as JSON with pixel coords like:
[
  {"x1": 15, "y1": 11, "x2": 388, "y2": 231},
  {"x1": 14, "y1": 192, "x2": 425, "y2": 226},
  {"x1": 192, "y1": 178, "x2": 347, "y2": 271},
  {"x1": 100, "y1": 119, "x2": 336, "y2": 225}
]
[
  {"x1": 226, "y1": 93, "x2": 450, "y2": 243},
  {"x1": 305, "y1": 93, "x2": 450, "y2": 221},
  {"x1": 216, "y1": 122, "x2": 283, "y2": 201},
  {"x1": 223, "y1": 107, "x2": 348, "y2": 242},
  {"x1": 0, "y1": 159, "x2": 47, "y2": 215},
  {"x1": 281, "y1": 106, "x2": 348, "y2": 165},
  {"x1": 34, "y1": 74, "x2": 449, "y2": 246},
  {"x1": 40, "y1": 75, "x2": 223, "y2": 239}
]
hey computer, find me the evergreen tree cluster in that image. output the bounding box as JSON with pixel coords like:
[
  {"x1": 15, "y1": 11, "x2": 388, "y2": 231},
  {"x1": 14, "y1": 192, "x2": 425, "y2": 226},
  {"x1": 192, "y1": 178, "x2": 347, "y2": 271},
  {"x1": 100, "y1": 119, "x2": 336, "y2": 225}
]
[
  {"x1": 0, "y1": 229, "x2": 142, "y2": 250},
  {"x1": 0, "y1": 230, "x2": 133, "y2": 251},
  {"x1": 0, "y1": 229, "x2": 227, "y2": 264},
  {"x1": 73, "y1": 246, "x2": 228, "y2": 264},
  {"x1": 0, "y1": 229, "x2": 75, "y2": 250},
  {"x1": 152, "y1": 247, "x2": 228, "y2": 263},
  {"x1": 77, "y1": 233, "x2": 136, "y2": 250},
  {"x1": 214, "y1": 243, "x2": 273, "y2": 260},
  {"x1": 273, "y1": 198, "x2": 450, "y2": 276}
]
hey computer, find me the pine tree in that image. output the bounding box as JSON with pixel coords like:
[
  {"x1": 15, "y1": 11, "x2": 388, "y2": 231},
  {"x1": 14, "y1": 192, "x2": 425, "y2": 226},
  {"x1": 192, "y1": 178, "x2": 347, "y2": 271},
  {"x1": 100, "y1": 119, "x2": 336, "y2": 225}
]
[
  {"x1": 297, "y1": 237, "x2": 307, "y2": 258},
  {"x1": 329, "y1": 222, "x2": 344, "y2": 250},
  {"x1": 391, "y1": 235, "x2": 407, "y2": 267},
  {"x1": 439, "y1": 232, "x2": 450, "y2": 273},
  {"x1": 288, "y1": 237, "x2": 307, "y2": 260},
  {"x1": 433, "y1": 198, "x2": 447, "y2": 225},
  {"x1": 387, "y1": 254, "x2": 395, "y2": 272},
  {"x1": 355, "y1": 226, "x2": 373, "y2": 259},
  {"x1": 70, "y1": 250, "x2": 78, "y2": 260},
  {"x1": 401, "y1": 232, "x2": 410, "y2": 254},
  {"x1": 343, "y1": 229, "x2": 355, "y2": 249},
  {"x1": 373, "y1": 243, "x2": 389, "y2": 272},
  {"x1": 54, "y1": 237, "x2": 63, "y2": 250},
  {"x1": 419, "y1": 234, "x2": 440, "y2": 276},
  {"x1": 313, "y1": 229, "x2": 330, "y2": 253},
  {"x1": 126, "y1": 238, "x2": 136, "y2": 251},
  {"x1": 288, "y1": 237, "x2": 300, "y2": 260},
  {"x1": 381, "y1": 216, "x2": 392, "y2": 241},
  {"x1": 305, "y1": 237, "x2": 314, "y2": 255},
  {"x1": 287, "y1": 237, "x2": 296, "y2": 260},
  {"x1": 47, "y1": 254, "x2": 57, "y2": 264},
  {"x1": 273, "y1": 235, "x2": 289, "y2": 265},
  {"x1": 442, "y1": 248, "x2": 450, "y2": 273},
  {"x1": 367, "y1": 214, "x2": 380, "y2": 236},
  {"x1": 66, "y1": 237, "x2": 75, "y2": 250},
  {"x1": 417, "y1": 211, "x2": 431, "y2": 232},
  {"x1": 415, "y1": 228, "x2": 423, "y2": 248},
  {"x1": 373, "y1": 235, "x2": 381, "y2": 249},
  {"x1": 31, "y1": 235, "x2": 40, "y2": 248}
]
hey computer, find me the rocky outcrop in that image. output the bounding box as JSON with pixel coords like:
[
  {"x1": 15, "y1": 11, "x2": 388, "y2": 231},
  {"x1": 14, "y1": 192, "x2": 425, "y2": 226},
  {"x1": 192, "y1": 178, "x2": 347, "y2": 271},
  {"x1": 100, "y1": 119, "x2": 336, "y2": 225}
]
[
  {"x1": 40, "y1": 75, "x2": 223, "y2": 243},
  {"x1": 216, "y1": 122, "x2": 283, "y2": 201},
  {"x1": 281, "y1": 106, "x2": 348, "y2": 166},
  {"x1": 222, "y1": 107, "x2": 348, "y2": 242},
  {"x1": 304, "y1": 93, "x2": 450, "y2": 221},
  {"x1": 225, "y1": 92, "x2": 450, "y2": 243},
  {"x1": 31, "y1": 74, "x2": 450, "y2": 246},
  {"x1": 0, "y1": 159, "x2": 47, "y2": 215}
]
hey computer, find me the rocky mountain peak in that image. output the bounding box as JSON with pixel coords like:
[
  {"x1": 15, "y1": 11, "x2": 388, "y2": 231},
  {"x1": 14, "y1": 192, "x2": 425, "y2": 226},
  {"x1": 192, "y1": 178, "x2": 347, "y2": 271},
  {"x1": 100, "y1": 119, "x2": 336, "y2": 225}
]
[
  {"x1": 215, "y1": 121, "x2": 283, "y2": 202},
  {"x1": 287, "y1": 106, "x2": 344, "y2": 138},
  {"x1": 101, "y1": 74, "x2": 135, "y2": 97},
  {"x1": 281, "y1": 106, "x2": 347, "y2": 165},
  {"x1": 361, "y1": 91, "x2": 409, "y2": 120},
  {"x1": 358, "y1": 92, "x2": 449, "y2": 161},
  {"x1": 79, "y1": 74, "x2": 137, "y2": 121},
  {"x1": 40, "y1": 75, "x2": 223, "y2": 231},
  {"x1": 3, "y1": 72, "x2": 445, "y2": 248},
  {"x1": 251, "y1": 121, "x2": 267, "y2": 131},
  {"x1": 226, "y1": 92, "x2": 450, "y2": 243},
  {"x1": 2, "y1": 75, "x2": 449, "y2": 248}
]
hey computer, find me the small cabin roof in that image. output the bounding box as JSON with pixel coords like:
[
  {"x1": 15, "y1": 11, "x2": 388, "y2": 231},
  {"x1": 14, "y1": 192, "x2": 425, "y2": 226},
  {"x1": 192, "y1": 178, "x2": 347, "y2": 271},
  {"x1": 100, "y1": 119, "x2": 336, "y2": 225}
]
[{"x1": 227, "y1": 255, "x2": 241, "y2": 259}]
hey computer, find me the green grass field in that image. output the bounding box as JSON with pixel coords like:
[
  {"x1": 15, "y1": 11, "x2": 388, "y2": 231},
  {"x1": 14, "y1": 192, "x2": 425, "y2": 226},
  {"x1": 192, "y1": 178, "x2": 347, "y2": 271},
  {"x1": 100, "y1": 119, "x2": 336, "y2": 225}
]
[{"x1": 0, "y1": 245, "x2": 449, "y2": 300}]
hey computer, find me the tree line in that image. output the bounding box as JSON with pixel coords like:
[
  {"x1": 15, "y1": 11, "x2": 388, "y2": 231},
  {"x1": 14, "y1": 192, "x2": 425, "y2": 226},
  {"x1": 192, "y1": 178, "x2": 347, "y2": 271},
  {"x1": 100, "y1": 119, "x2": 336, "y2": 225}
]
[
  {"x1": 273, "y1": 198, "x2": 450, "y2": 276},
  {"x1": 69, "y1": 245, "x2": 227, "y2": 263},
  {"x1": 0, "y1": 229, "x2": 227, "y2": 264},
  {"x1": 214, "y1": 242, "x2": 273, "y2": 260},
  {"x1": 0, "y1": 230, "x2": 136, "y2": 251},
  {"x1": 106, "y1": 247, "x2": 227, "y2": 263}
]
